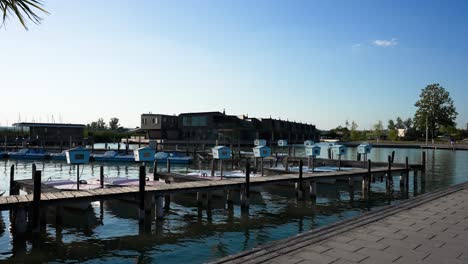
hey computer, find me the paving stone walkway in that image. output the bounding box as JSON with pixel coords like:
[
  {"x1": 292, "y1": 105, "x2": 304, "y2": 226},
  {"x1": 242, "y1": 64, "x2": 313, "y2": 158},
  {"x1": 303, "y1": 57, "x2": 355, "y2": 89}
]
[{"x1": 212, "y1": 182, "x2": 468, "y2": 264}]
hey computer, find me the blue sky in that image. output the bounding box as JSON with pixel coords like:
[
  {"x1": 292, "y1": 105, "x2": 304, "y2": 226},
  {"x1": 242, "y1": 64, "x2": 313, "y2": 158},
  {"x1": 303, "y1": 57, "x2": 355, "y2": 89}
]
[{"x1": 1, "y1": 0, "x2": 467, "y2": 130}]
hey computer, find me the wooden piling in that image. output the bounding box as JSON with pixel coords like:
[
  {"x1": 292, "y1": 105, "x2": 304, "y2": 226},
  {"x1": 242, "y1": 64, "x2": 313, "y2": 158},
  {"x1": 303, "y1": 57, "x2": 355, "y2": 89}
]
[
  {"x1": 155, "y1": 195, "x2": 164, "y2": 219},
  {"x1": 12, "y1": 206, "x2": 27, "y2": 236},
  {"x1": 164, "y1": 179, "x2": 171, "y2": 210},
  {"x1": 153, "y1": 160, "x2": 159, "y2": 181},
  {"x1": 421, "y1": 151, "x2": 426, "y2": 185},
  {"x1": 241, "y1": 162, "x2": 250, "y2": 209},
  {"x1": 261, "y1": 157, "x2": 264, "y2": 176},
  {"x1": 367, "y1": 160, "x2": 372, "y2": 198},
  {"x1": 32, "y1": 170, "x2": 42, "y2": 233},
  {"x1": 226, "y1": 190, "x2": 233, "y2": 204},
  {"x1": 220, "y1": 159, "x2": 223, "y2": 179},
  {"x1": 285, "y1": 156, "x2": 289, "y2": 172},
  {"x1": 9, "y1": 165, "x2": 17, "y2": 195},
  {"x1": 309, "y1": 180, "x2": 317, "y2": 201},
  {"x1": 348, "y1": 177, "x2": 354, "y2": 202},
  {"x1": 211, "y1": 159, "x2": 215, "y2": 177},
  {"x1": 76, "y1": 164, "x2": 80, "y2": 191},
  {"x1": 138, "y1": 165, "x2": 146, "y2": 223},
  {"x1": 405, "y1": 157, "x2": 410, "y2": 197},
  {"x1": 386, "y1": 156, "x2": 393, "y2": 197},
  {"x1": 100, "y1": 166, "x2": 104, "y2": 188},
  {"x1": 166, "y1": 159, "x2": 171, "y2": 173},
  {"x1": 296, "y1": 160, "x2": 304, "y2": 199},
  {"x1": 413, "y1": 170, "x2": 418, "y2": 196}
]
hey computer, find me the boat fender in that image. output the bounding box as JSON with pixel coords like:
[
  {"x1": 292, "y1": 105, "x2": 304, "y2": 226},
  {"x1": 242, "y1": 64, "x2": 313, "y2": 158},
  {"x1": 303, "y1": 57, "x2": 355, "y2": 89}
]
[
  {"x1": 146, "y1": 177, "x2": 150, "y2": 181},
  {"x1": 79, "y1": 180, "x2": 88, "y2": 185},
  {"x1": 202, "y1": 173, "x2": 207, "y2": 177}
]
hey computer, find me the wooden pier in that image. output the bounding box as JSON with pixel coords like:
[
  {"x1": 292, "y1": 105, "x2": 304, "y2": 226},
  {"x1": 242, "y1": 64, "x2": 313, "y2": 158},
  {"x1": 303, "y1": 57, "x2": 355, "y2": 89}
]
[{"x1": 1, "y1": 153, "x2": 426, "y2": 241}]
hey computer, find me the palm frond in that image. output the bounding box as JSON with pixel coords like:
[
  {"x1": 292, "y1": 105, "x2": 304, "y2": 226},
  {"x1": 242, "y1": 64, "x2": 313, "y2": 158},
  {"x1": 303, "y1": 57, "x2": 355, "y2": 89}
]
[{"x1": 1, "y1": 0, "x2": 49, "y2": 30}]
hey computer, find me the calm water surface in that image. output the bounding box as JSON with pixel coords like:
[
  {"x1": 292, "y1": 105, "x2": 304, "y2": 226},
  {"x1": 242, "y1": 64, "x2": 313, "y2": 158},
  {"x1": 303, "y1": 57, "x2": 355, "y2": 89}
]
[{"x1": 0, "y1": 147, "x2": 467, "y2": 263}]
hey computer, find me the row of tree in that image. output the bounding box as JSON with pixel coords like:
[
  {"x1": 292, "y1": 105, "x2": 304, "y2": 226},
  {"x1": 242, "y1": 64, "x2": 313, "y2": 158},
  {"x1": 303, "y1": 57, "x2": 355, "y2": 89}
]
[
  {"x1": 326, "y1": 83, "x2": 462, "y2": 142},
  {"x1": 87, "y1": 118, "x2": 121, "y2": 131}
]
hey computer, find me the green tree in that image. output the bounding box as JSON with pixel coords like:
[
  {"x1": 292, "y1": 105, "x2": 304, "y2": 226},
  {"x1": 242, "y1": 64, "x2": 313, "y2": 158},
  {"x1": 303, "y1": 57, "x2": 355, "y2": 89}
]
[
  {"x1": 1, "y1": 0, "x2": 48, "y2": 29},
  {"x1": 387, "y1": 119, "x2": 395, "y2": 130},
  {"x1": 350, "y1": 121, "x2": 360, "y2": 141},
  {"x1": 373, "y1": 120, "x2": 383, "y2": 142},
  {"x1": 395, "y1": 117, "x2": 404, "y2": 129},
  {"x1": 403, "y1": 118, "x2": 413, "y2": 129},
  {"x1": 388, "y1": 130, "x2": 398, "y2": 141},
  {"x1": 109, "y1": 117, "x2": 120, "y2": 130},
  {"x1": 414, "y1": 84, "x2": 458, "y2": 141}
]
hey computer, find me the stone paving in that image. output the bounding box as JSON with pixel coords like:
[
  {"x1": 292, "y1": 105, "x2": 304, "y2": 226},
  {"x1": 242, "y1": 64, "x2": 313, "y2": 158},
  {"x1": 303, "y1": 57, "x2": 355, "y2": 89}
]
[{"x1": 269, "y1": 189, "x2": 468, "y2": 264}]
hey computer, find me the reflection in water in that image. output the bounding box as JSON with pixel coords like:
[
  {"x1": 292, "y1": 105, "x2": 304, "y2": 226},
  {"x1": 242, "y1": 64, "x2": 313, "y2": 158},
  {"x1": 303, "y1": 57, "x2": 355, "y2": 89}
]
[{"x1": 0, "y1": 147, "x2": 467, "y2": 263}]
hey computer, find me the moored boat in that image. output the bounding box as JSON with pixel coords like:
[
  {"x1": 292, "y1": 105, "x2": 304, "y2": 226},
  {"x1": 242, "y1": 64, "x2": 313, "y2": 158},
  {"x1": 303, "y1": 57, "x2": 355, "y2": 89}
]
[{"x1": 8, "y1": 148, "x2": 50, "y2": 160}]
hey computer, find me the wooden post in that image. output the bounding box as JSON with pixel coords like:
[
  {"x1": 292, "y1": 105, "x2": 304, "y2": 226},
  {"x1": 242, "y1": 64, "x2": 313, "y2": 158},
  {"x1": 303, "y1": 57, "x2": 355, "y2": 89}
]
[
  {"x1": 386, "y1": 155, "x2": 392, "y2": 197},
  {"x1": 220, "y1": 159, "x2": 223, "y2": 179},
  {"x1": 285, "y1": 156, "x2": 289, "y2": 172},
  {"x1": 413, "y1": 169, "x2": 418, "y2": 196},
  {"x1": 138, "y1": 165, "x2": 146, "y2": 223},
  {"x1": 32, "y1": 170, "x2": 42, "y2": 233},
  {"x1": 348, "y1": 177, "x2": 354, "y2": 202},
  {"x1": 391, "y1": 151, "x2": 395, "y2": 164},
  {"x1": 275, "y1": 153, "x2": 279, "y2": 167},
  {"x1": 9, "y1": 165, "x2": 17, "y2": 195},
  {"x1": 241, "y1": 162, "x2": 250, "y2": 209},
  {"x1": 100, "y1": 166, "x2": 104, "y2": 188},
  {"x1": 254, "y1": 157, "x2": 257, "y2": 170},
  {"x1": 226, "y1": 190, "x2": 233, "y2": 204},
  {"x1": 164, "y1": 179, "x2": 171, "y2": 210},
  {"x1": 405, "y1": 157, "x2": 410, "y2": 197},
  {"x1": 76, "y1": 164, "x2": 80, "y2": 191},
  {"x1": 261, "y1": 157, "x2": 264, "y2": 176},
  {"x1": 421, "y1": 151, "x2": 426, "y2": 186},
  {"x1": 166, "y1": 158, "x2": 171, "y2": 173},
  {"x1": 12, "y1": 206, "x2": 28, "y2": 236},
  {"x1": 309, "y1": 180, "x2": 317, "y2": 202},
  {"x1": 367, "y1": 160, "x2": 372, "y2": 199},
  {"x1": 288, "y1": 146, "x2": 291, "y2": 156},
  {"x1": 296, "y1": 160, "x2": 304, "y2": 199},
  {"x1": 211, "y1": 159, "x2": 215, "y2": 177},
  {"x1": 55, "y1": 205, "x2": 63, "y2": 226},
  {"x1": 307, "y1": 156, "x2": 311, "y2": 168},
  {"x1": 155, "y1": 195, "x2": 164, "y2": 219},
  {"x1": 153, "y1": 160, "x2": 159, "y2": 181},
  {"x1": 338, "y1": 155, "x2": 342, "y2": 171},
  {"x1": 231, "y1": 152, "x2": 234, "y2": 170}
]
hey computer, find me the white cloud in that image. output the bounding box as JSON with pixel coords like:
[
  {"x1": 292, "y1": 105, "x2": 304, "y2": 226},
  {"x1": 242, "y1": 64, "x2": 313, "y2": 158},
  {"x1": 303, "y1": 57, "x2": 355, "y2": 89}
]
[
  {"x1": 372, "y1": 38, "x2": 398, "y2": 47},
  {"x1": 352, "y1": 43, "x2": 362, "y2": 48}
]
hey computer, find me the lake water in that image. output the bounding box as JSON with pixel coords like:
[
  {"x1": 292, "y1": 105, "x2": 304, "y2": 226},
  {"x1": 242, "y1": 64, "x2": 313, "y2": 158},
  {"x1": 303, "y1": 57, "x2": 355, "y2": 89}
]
[{"x1": 0, "y1": 147, "x2": 467, "y2": 263}]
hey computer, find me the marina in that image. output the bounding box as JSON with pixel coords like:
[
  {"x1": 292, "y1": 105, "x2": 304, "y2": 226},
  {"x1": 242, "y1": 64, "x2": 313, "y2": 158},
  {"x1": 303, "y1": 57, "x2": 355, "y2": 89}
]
[{"x1": 0, "y1": 146, "x2": 466, "y2": 263}]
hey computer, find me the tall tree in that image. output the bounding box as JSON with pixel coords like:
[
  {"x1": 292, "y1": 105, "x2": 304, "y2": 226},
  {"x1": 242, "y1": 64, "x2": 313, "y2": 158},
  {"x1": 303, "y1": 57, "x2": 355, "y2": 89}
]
[
  {"x1": 403, "y1": 118, "x2": 413, "y2": 129},
  {"x1": 109, "y1": 117, "x2": 120, "y2": 130},
  {"x1": 374, "y1": 120, "x2": 383, "y2": 142},
  {"x1": 96, "y1": 118, "x2": 106, "y2": 129},
  {"x1": 395, "y1": 117, "x2": 404, "y2": 129},
  {"x1": 414, "y1": 84, "x2": 458, "y2": 141},
  {"x1": 1, "y1": 0, "x2": 48, "y2": 29},
  {"x1": 350, "y1": 121, "x2": 360, "y2": 141},
  {"x1": 387, "y1": 119, "x2": 395, "y2": 130}
]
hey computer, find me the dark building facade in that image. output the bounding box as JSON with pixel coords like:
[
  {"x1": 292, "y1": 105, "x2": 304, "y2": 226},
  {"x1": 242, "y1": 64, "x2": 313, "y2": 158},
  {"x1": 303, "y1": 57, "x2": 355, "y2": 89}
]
[
  {"x1": 140, "y1": 114, "x2": 179, "y2": 140},
  {"x1": 140, "y1": 111, "x2": 318, "y2": 144},
  {"x1": 13, "y1": 122, "x2": 85, "y2": 146}
]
